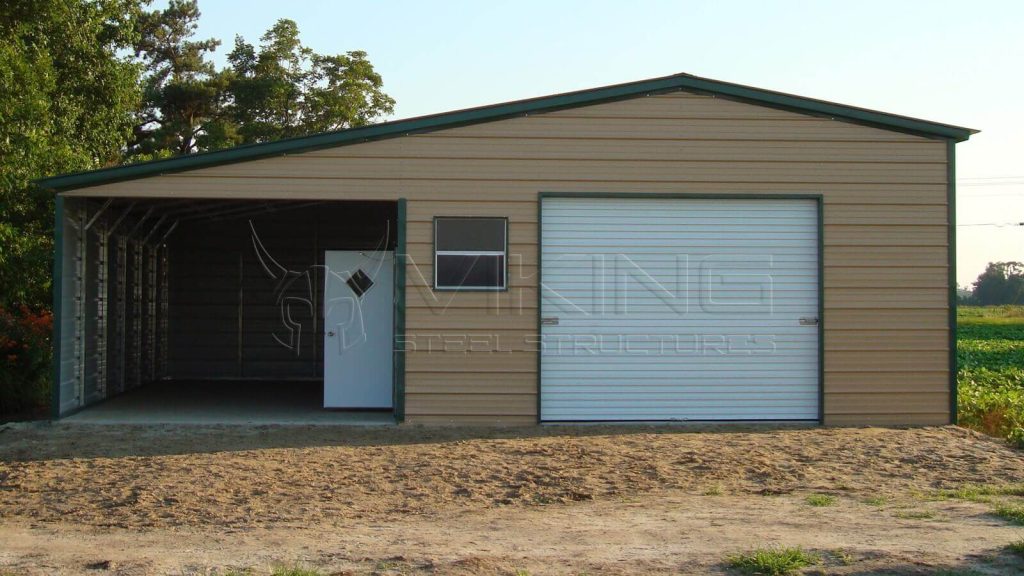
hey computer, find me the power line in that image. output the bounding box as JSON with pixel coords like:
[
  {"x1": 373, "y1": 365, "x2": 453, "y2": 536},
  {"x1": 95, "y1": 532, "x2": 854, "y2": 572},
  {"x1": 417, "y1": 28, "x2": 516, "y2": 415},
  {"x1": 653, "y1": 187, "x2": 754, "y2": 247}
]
[
  {"x1": 959, "y1": 182, "x2": 1024, "y2": 187},
  {"x1": 957, "y1": 222, "x2": 1024, "y2": 227}
]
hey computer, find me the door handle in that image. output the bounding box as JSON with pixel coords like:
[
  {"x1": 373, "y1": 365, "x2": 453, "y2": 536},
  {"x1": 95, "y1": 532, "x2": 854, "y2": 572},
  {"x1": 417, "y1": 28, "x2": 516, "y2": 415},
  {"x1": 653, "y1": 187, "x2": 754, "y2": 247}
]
[
  {"x1": 541, "y1": 317, "x2": 559, "y2": 326},
  {"x1": 799, "y1": 317, "x2": 819, "y2": 326},
  {"x1": 327, "y1": 331, "x2": 336, "y2": 337}
]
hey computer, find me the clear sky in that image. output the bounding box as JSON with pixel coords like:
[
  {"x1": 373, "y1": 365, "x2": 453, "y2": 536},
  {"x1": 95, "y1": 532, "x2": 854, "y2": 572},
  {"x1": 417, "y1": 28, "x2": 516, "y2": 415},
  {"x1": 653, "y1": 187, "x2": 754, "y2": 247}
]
[{"x1": 175, "y1": 0, "x2": 1023, "y2": 287}]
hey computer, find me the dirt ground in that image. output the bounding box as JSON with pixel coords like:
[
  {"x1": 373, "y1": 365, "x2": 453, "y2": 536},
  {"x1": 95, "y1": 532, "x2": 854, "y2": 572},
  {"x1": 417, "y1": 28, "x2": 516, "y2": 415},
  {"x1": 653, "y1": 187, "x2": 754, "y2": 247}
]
[{"x1": 1, "y1": 423, "x2": 1023, "y2": 575}]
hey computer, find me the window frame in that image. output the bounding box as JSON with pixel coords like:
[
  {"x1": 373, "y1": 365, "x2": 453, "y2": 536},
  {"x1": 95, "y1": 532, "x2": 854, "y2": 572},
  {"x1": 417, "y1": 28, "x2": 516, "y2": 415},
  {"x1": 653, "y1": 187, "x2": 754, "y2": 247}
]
[{"x1": 432, "y1": 216, "x2": 509, "y2": 291}]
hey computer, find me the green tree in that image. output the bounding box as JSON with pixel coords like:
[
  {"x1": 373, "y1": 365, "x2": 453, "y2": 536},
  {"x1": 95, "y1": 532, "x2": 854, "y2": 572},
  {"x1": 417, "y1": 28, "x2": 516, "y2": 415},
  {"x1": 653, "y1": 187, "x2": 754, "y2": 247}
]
[
  {"x1": 129, "y1": 0, "x2": 235, "y2": 158},
  {"x1": 226, "y1": 19, "x2": 395, "y2": 144},
  {"x1": 972, "y1": 262, "x2": 1024, "y2": 305},
  {"x1": 0, "y1": 0, "x2": 143, "y2": 309},
  {"x1": 128, "y1": 9, "x2": 395, "y2": 159}
]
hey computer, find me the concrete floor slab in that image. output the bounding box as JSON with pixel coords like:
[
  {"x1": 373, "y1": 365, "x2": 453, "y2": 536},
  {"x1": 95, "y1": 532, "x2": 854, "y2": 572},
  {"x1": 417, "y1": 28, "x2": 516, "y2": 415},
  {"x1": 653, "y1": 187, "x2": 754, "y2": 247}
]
[{"x1": 63, "y1": 381, "x2": 395, "y2": 426}]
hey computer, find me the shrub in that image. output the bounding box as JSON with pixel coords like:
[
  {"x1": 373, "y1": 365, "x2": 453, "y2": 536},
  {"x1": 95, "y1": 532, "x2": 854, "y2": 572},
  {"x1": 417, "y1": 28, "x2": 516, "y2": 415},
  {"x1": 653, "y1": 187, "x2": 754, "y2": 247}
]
[{"x1": 0, "y1": 305, "x2": 52, "y2": 419}]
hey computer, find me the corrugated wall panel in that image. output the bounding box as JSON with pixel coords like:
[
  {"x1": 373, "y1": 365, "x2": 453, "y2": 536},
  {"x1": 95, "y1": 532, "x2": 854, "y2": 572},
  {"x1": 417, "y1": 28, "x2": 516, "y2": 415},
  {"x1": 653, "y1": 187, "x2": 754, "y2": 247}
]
[
  {"x1": 56, "y1": 200, "x2": 84, "y2": 415},
  {"x1": 167, "y1": 203, "x2": 395, "y2": 380},
  {"x1": 63, "y1": 91, "x2": 951, "y2": 425}
]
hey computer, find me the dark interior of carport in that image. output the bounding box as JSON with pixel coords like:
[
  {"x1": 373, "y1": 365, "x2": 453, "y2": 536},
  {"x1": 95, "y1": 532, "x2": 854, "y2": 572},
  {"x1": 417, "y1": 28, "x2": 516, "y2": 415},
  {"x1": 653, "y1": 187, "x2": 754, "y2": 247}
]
[{"x1": 54, "y1": 196, "x2": 397, "y2": 422}]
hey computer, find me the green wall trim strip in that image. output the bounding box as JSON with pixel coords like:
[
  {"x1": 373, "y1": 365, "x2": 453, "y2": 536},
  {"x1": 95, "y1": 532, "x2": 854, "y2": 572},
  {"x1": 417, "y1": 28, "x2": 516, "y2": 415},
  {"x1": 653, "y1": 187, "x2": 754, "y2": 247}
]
[
  {"x1": 50, "y1": 195, "x2": 64, "y2": 419},
  {"x1": 394, "y1": 198, "x2": 407, "y2": 423},
  {"x1": 536, "y1": 195, "x2": 543, "y2": 423},
  {"x1": 948, "y1": 141, "x2": 958, "y2": 425},
  {"x1": 38, "y1": 73, "x2": 976, "y2": 193}
]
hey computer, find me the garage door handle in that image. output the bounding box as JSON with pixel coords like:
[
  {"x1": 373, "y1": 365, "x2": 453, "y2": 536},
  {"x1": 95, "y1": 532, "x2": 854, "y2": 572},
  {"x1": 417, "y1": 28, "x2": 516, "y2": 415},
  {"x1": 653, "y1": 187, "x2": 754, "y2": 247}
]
[
  {"x1": 799, "y1": 317, "x2": 819, "y2": 326},
  {"x1": 541, "y1": 317, "x2": 559, "y2": 326}
]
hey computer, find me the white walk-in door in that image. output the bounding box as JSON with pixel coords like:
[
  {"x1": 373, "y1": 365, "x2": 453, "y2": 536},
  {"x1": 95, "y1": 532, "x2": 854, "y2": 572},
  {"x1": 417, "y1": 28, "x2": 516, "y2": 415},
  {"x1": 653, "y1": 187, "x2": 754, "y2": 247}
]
[
  {"x1": 323, "y1": 250, "x2": 394, "y2": 409},
  {"x1": 540, "y1": 197, "x2": 820, "y2": 421}
]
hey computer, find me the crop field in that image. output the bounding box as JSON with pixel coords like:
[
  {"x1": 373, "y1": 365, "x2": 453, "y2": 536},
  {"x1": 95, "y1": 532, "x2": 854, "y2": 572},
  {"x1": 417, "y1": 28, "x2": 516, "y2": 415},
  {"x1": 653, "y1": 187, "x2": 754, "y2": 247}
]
[{"x1": 957, "y1": 305, "x2": 1024, "y2": 446}]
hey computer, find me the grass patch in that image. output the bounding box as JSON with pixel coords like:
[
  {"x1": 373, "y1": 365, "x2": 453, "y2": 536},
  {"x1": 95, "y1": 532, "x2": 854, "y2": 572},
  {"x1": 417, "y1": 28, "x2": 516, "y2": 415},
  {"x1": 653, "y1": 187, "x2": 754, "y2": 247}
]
[
  {"x1": 1008, "y1": 539, "x2": 1024, "y2": 558},
  {"x1": 893, "y1": 509, "x2": 936, "y2": 520},
  {"x1": 863, "y1": 496, "x2": 888, "y2": 506},
  {"x1": 271, "y1": 568, "x2": 323, "y2": 576},
  {"x1": 932, "y1": 483, "x2": 1024, "y2": 502},
  {"x1": 703, "y1": 485, "x2": 723, "y2": 496},
  {"x1": 805, "y1": 494, "x2": 836, "y2": 507},
  {"x1": 727, "y1": 546, "x2": 818, "y2": 575},
  {"x1": 959, "y1": 305, "x2": 1024, "y2": 322},
  {"x1": 993, "y1": 503, "x2": 1024, "y2": 525}
]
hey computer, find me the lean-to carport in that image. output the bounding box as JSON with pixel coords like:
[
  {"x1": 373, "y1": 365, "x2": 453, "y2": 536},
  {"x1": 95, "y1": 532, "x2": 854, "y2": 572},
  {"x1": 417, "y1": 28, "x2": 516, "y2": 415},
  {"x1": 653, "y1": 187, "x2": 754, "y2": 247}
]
[{"x1": 52, "y1": 196, "x2": 401, "y2": 422}]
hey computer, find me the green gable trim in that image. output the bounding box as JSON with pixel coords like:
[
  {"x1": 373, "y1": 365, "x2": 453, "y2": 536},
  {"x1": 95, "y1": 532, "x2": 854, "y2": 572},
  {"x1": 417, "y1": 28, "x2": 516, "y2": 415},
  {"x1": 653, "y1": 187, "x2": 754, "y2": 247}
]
[{"x1": 37, "y1": 72, "x2": 977, "y2": 192}]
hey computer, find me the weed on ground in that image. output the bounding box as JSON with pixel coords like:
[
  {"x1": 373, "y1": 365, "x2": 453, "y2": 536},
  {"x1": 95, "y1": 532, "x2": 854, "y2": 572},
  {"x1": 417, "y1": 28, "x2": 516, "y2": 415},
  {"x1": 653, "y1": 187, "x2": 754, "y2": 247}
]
[
  {"x1": 727, "y1": 546, "x2": 818, "y2": 575},
  {"x1": 805, "y1": 494, "x2": 836, "y2": 507}
]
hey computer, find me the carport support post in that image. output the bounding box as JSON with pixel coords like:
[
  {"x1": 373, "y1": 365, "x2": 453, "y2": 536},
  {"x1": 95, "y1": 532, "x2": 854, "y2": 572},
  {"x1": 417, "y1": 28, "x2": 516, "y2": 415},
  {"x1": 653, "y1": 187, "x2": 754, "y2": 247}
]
[
  {"x1": 74, "y1": 206, "x2": 86, "y2": 407},
  {"x1": 114, "y1": 235, "x2": 128, "y2": 393},
  {"x1": 130, "y1": 241, "x2": 143, "y2": 389},
  {"x1": 50, "y1": 196, "x2": 64, "y2": 419},
  {"x1": 91, "y1": 216, "x2": 109, "y2": 398},
  {"x1": 144, "y1": 244, "x2": 157, "y2": 382},
  {"x1": 157, "y1": 245, "x2": 169, "y2": 379}
]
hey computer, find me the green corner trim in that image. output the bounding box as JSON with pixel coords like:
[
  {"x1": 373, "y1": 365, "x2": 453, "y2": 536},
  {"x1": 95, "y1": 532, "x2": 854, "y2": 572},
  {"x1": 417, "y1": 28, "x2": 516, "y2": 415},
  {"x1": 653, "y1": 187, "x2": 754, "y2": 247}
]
[
  {"x1": 38, "y1": 73, "x2": 977, "y2": 192},
  {"x1": 948, "y1": 142, "x2": 958, "y2": 425},
  {"x1": 394, "y1": 198, "x2": 407, "y2": 423},
  {"x1": 50, "y1": 196, "x2": 64, "y2": 419},
  {"x1": 536, "y1": 194, "x2": 544, "y2": 423}
]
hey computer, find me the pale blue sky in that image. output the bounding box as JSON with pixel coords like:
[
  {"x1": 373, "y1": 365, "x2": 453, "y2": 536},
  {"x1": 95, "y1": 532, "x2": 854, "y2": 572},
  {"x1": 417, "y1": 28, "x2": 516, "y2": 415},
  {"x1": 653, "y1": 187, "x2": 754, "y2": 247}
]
[{"x1": 175, "y1": 0, "x2": 1023, "y2": 286}]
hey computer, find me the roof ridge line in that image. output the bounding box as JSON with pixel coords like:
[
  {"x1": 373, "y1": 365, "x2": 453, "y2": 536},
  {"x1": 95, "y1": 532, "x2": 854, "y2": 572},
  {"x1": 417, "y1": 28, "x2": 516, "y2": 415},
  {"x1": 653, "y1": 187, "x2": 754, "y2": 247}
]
[{"x1": 37, "y1": 72, "x2": 977, "y2": 192}]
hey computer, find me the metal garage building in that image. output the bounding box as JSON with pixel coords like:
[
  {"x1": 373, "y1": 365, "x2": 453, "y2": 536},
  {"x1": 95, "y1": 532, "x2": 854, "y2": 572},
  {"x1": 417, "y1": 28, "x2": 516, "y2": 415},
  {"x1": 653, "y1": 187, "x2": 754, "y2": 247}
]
[{"x1": 39, "y1": 73, "x2": 975, "y2": 425}]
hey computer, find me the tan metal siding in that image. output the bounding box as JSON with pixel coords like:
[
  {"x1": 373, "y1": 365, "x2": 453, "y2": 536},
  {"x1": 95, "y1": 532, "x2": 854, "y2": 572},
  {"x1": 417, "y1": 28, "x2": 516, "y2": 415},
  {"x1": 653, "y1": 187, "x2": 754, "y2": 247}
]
[{"x1": 64, "y1": 92, "x2": 950, "y2": 426}]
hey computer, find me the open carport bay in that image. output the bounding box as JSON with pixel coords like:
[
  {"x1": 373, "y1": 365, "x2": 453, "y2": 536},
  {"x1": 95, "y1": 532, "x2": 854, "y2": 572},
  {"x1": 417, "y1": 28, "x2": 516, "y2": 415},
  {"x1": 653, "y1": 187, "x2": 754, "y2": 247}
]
[{"x1": 54, "y1": 197, "x2": 398, "y2": 423}]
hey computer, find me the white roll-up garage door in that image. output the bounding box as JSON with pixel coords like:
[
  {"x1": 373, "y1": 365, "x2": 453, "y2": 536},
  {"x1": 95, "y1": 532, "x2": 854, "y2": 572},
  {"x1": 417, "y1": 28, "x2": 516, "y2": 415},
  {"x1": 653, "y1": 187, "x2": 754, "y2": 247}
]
[{"x1": 540, "y1": 196, "x2": 821, "y2": 421}]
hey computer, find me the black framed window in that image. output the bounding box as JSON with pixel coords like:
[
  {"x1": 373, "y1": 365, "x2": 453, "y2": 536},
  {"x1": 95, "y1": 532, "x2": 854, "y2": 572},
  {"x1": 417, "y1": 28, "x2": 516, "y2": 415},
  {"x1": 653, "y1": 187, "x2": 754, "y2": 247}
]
[{"x1": 434, "y1": 217, "x2": 507, "y2": 290}]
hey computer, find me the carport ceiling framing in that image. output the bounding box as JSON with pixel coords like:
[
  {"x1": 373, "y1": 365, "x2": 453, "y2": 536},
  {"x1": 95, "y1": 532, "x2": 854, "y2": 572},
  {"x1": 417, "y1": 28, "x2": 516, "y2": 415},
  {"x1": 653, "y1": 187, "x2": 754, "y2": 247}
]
[{"x1": 81, "y1": 198, "x2": 332, "y2": 233}]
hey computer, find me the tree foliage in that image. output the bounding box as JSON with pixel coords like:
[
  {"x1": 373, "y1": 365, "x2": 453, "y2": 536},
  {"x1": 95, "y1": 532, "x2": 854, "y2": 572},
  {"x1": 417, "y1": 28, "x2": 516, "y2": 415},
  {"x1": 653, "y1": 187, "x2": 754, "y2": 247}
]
[
  {"x1": 969, "y1": 262, "x2": 1024, "y2": 306},
  {"x1": 0, "y1": 0, "x2": 396, "y2": 312},
  {"x1": 0, "y1": 0, "x2": 142, "y2": 309},
  {"x1": 129, "y1": 0, "x2": 227, "y2": 157},
  {"x1": 226, "y1": 19, "x2": 395, "y2": 143},
  {"x1": 128, "y1": 2, "x2": 394, "y2": 159}
]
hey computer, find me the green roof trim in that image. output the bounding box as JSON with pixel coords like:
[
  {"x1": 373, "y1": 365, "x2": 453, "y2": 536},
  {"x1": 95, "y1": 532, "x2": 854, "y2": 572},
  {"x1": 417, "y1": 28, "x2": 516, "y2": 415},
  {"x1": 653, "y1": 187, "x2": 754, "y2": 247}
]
[{"x1": 37, "y1": 72, "x2": 978, "y2": 192}]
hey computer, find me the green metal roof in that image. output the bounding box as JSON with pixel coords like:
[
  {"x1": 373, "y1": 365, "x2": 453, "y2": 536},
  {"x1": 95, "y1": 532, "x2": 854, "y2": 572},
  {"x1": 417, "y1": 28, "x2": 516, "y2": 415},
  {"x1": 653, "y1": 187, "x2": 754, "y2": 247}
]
[{"x1": 38, "y1": 72, "x2": 978, "y2": 192}]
